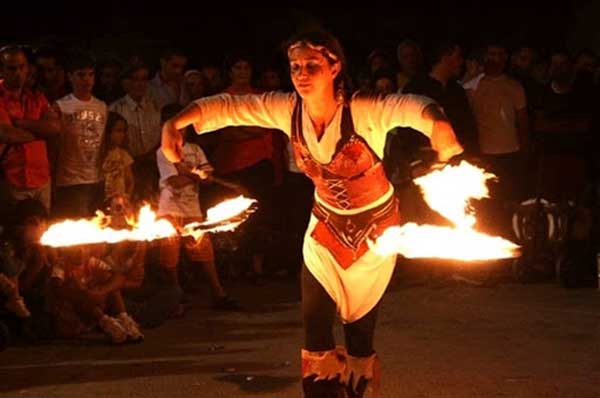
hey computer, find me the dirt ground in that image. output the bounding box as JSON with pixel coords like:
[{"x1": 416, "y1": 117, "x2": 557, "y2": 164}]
[{"x1": 1, "y1": 264, "x2": 599, "y2": 398}]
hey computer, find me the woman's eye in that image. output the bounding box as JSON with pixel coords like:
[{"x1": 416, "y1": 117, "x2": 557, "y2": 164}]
[{"x1": 306, "y1": 63, "x2": 320, "y2": 73}]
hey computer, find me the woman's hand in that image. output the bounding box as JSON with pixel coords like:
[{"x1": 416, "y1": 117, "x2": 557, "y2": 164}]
[
  {"x1": 430, "y1": 119, "x2": 464, "y2": 162},
  {"x1": 161, "y1": 120, "x2": 184, "y2": 163}
]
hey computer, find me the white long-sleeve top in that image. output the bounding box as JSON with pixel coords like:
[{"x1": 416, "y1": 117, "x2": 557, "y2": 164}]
[{"x1": 191, "y1": 91, "x2": 435, "y2": 322}]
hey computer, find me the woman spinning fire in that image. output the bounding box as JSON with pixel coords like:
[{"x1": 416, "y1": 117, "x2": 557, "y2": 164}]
[{"x1": 161, "y1": 30, "x2": 463, "y2": 398}]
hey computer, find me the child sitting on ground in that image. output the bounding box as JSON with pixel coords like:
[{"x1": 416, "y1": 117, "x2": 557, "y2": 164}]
[{"x1": 46, "y1": 243, "x2": 143, "y2": 344}]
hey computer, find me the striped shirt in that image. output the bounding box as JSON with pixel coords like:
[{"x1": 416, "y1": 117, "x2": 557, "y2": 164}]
[{"x1": 109, "y1": 95, "x2": 161, "y2": 157}]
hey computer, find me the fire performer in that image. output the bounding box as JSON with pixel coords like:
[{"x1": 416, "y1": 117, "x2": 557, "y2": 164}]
[{"x1": 161, "y1": 30, "x2": 463, "y2": 397}]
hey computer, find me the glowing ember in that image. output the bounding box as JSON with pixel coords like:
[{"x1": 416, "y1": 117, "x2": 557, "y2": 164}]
[
  {"x1": 371, "y1": 161, "x2": 520, "y2": 260},
  {"x1": 40, "y1": 205, "x2": 176, "y2": 247},
  {"x1": 40, "y1": 196, "x2": 257, "y2": 247}
]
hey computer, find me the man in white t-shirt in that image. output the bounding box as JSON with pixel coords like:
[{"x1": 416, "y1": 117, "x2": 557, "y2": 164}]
[
  {"x1": 464, "y1": 43, "x2": 529, "y2": 236},
  {"x1": 466, "y1": 41, "x2": 530, "y2": 233},
  {"x1": 53, "y1": 52, "x2": 107, "y2": 218}
]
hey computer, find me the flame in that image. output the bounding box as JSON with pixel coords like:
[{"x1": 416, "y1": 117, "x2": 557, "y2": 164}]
[
  {"x1": 206, "y1": 196, "x2": 256, "y2": 224},
  {"x1": 182, "y1": 196, "x2": 257, "y2": 239},
  {"x1": 413, "y1": 161, "x2": 495, "y2": 228},
  {"x1": 40, "y1": 205, "x2": 176, "y2": 247},
  {"x1": 371, "y1": 224, "x2": 520, "y2": 260},
  {"x1": 371, "y1": 161, "x2": 520, "y2": 260},
  {"x1": 40, "y1": 196, "x2": 257, "y2": 247}
]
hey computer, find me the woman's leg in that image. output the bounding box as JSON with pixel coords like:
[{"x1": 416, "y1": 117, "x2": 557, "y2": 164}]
[
  {"x1": 342, "y1": 305, "x2": 381, "y2": 398},
  {"x1": 302, "y1": 264, "x2": 336, "y2": 351},
  {"x1": 301, "y1": 264, "x2": 342, "y2": 397},
  {"x1": 343, "y1": 305, "x2": 378, "y2": 357}
]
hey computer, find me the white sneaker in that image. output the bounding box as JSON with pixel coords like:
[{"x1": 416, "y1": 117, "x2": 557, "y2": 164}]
[
  {"x1": 6, "y1": 296, "x2": 31, "y2": 318},
  {"x1": 99, "y1": 315, "x2": 127, "y2": 344},
  {"x1": 117, "y1": 312, "x2": 144, "y2": 342}
]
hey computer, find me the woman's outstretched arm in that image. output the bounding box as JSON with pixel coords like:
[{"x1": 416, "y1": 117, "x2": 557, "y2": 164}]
[{"x1": 161, "y1": 92, "x2": 294, "y2": 162}]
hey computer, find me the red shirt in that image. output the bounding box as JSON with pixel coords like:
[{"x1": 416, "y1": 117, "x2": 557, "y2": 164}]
[
  {"x1": 211, "y1": 86, "x2": 274, "y2": 175},
  {"x1": 0, "y1": 81, "x2": 51, "y2": 188}
]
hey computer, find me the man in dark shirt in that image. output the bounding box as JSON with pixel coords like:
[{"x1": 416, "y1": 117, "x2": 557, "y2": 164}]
[
  {"x1": 403, "y1": 40, "x2": 478, "y2": 155},
  {"x1": 509, "y1": 46, "x2": 545, "y2": 114},
  {"x1": 533, "y1": 49, "x2": 594, "y2": 201}
]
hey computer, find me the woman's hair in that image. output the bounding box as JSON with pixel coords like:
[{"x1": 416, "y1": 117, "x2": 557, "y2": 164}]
[
  {"x1": 284, "y1": 29, "x2": 352, "y2": 101},
  {"x1": 104, "y1": 111, "x2": 129, "y2": 156}
]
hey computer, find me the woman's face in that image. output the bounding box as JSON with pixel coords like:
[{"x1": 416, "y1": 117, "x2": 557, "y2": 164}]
[{"x1": 288, "y1": 45, "x2": 340, "y2": 101}]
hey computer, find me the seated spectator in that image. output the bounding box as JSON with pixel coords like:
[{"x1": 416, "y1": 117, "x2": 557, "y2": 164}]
[
  {"x1": 7, "y1": 199, "x2": 55, "y2": 339},
  {"x1": 46, "y1": 244, "x2": 142, "y2": 343},
  {"x1": 0, "y1": 240, "x2": 29, "y2": 319}
]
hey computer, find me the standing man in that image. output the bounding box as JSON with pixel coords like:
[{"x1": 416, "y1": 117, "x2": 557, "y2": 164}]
[
  {"x1": 0, "y1": 45, "x2": 60, "y2": 212},
  {"x1": 110, "y1": 61, "x2": 162, "y2": 200},
  {"x1": 53, "y1": 51, "x2": 107, "y2": 218},
  {"x1": 148, "y1": 48, "x2": 189, "y2": 110}
]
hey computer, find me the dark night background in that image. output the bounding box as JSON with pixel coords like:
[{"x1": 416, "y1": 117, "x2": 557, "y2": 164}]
[{"x1": 1, "y1": 3, "x2": 599, "y2": 73}]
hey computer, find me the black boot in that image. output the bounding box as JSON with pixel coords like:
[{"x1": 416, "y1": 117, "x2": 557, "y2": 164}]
[
  {"x1": 301, "y1": 348, "x2": 346, "y2": 398},
  {"x1": 302, "y1": 375, "x2": 343, "y2": 398},
  {"x1": 343, "y1": 375, "x2": 369, "y2": 398},
  {"x1": 341, "y1": 353, "x2": 380, "y2": 398}
]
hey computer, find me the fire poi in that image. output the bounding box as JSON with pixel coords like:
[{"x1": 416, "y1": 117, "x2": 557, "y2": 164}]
[
  {"x1": 370, "y1": 160, "x2": 520, "y2": 260},
  {"x1": 41, "y1": 162, "x2": 518, "y2": 261},
  {"x1": 40, "y1": 195, "x2": 257, "y2": 247}
]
